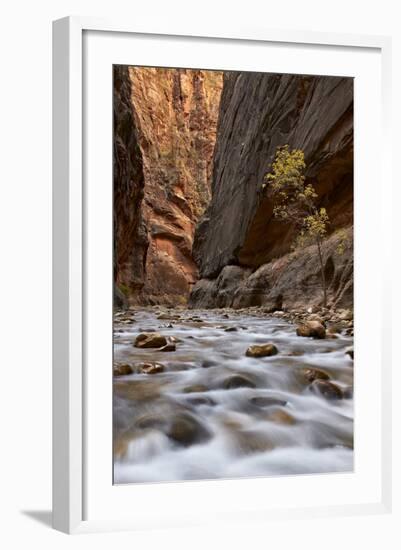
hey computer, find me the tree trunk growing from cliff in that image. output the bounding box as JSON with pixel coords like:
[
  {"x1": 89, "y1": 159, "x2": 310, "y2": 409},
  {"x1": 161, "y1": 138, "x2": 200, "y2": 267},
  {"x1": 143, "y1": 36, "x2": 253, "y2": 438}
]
[
  {"x1": 316, "y1": 236, "x2": 327, "y2": 308},
  {"x1": 265, "y1": 145, "x2": 329, "y2": 309}
]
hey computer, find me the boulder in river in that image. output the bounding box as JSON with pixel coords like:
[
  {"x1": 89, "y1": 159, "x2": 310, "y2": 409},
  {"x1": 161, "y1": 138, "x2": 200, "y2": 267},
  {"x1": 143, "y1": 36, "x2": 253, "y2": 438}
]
[
  {"x1": 113, "y1": 363, "x2": 134, "y2": 376},
  {"x1": 245, "y1": 343, "x2": 278, "y2": 358},
  {"x1": 307, "y1": 314, "x2": 325, "y2": 325},
  {"x1": 134, "y1": 332, "x2": 168, "y2": 348},
  {"x1": 159, "y1": 342, "x2": 176, "y2": 352},
  {"x1": 309, "y1": 379, "x2": 343, "y2": 400},
  {"x1": 300, "y1": 367, "x2": 330, "y2": 383},
  {"x1": 296, "y1": 320, "x2": 326, "y2": 339},
  {"x1": 167, "y1": 413, "x2": 211, "y2": 446},
  {"x1": 138, "y1": 362, "x2": 165, "y2": 375}
]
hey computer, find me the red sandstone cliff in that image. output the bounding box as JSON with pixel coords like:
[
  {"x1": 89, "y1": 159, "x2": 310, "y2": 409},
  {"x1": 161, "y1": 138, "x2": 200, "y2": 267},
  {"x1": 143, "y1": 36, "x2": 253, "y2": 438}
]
[{"x1": 114, "y1": 67, "x2": 223, "y2": 304}]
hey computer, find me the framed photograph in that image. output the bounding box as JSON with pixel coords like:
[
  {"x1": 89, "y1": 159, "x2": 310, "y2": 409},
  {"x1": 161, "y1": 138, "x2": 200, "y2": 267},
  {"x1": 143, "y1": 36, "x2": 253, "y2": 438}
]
[{"x1": 52, "y1": 16, "x2": 392, "y2": 533}]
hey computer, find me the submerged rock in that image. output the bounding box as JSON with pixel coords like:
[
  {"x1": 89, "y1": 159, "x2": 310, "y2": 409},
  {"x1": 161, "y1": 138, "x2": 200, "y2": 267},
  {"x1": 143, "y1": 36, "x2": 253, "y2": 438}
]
[
  {"x1": 250, "y1": 396, "x2": 287, "y2": 408},
  {"x1": 234, "y1": 429, "x2": 274, "y2": 454},
  {"x1": 134, "y1": 332, "x2": 168, "y2": 348},
  {"x1": 187, "y1": 396, "x2": 216, "y2": 406},
  {"x1": 183, "y1": 384, "x2": 208, "y2": 394},
  {"x1": 245, "y1": 343, "x2": 278, "y2": 358},
  {"x1": 201, "y1": 360, "x2": 218, "y2": 369},
  {"x1": 343, "y1": 386, "x2": 353, "y2": 399},
  {"x1": 266, "y1": 409, "x2": 296, "y2": 425},
  {"x1": 223, "y1": 375, "x2": 256, "y2": 389},
  {"x1": 296, "y1": 320, "x2": 326, "y2": 339},
  {"x1": 167, "y1": 413, "x2": 211, "y2": 446}
]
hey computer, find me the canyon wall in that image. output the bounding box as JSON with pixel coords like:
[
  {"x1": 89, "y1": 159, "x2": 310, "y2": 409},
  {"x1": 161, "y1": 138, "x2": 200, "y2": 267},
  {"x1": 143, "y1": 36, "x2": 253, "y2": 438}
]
[
  {"x1": 114, "y1": 67, "x2": 223, "y2": 304},
  {"x1": 190, "y1": 72, "x2": 353, "y2": 310},
  {"x1": 113, "y1": 66, "x2": 148, "y2": 306}
]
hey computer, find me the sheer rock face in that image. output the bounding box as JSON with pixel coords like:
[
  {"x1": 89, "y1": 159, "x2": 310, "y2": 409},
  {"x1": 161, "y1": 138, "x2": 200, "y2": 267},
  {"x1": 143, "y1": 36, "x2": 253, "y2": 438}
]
[
  {"x1": 113, "y1": 66, "x2": 148, "y2": 295},
  {"x1": 192, "y1": 72, "x2": 353, "y2": 280},
  {"x1": 114, "y1": 67, "x2": 223, "y2": 304}
]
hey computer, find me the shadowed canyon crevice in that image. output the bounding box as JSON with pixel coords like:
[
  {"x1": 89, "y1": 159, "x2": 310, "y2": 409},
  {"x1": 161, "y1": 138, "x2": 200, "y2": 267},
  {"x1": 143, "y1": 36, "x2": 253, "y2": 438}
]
[{"x1": 114, "y1": 69, "x2": 353, "y2": 310}]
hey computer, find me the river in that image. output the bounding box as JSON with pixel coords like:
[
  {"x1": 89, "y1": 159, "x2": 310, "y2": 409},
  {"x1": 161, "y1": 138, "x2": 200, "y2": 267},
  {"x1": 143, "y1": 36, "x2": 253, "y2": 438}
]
[{"x1": 113, "y1": 307, "x2": 353, "y2": 484}]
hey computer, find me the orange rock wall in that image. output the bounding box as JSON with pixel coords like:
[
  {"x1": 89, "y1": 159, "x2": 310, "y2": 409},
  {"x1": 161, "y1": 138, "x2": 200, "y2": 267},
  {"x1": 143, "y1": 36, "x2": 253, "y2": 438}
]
[{"x1": 114, "y1": 67, "x2": 223, "y2": 304}]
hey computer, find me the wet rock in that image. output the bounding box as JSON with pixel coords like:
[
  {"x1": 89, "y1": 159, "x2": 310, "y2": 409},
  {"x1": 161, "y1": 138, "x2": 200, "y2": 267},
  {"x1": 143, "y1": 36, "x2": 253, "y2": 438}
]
[
  {"x1": 167, "y1": 413, "x2": 211, "y2": 446},
  {"x1": 296, "y1": 320, "x2": 326, "y2": 339},
  {"x1": 134, "y1": 332, "x2": 168, "y2": 348},
  {"x1": 338, "y1": 309, "x2": 353, "y2": 321},
  {"x1": 245, "y1": 343, "x2": 278, "y2": 358},
  {"x1": 201, "y1": 360, "x2": 218, "y2": 368},
  {"x1": 157, "y1": 313, "x2": 180, "y2": 320},
  {"x1": 266, "y1": 409, "x2": 296, "y2": 425},
  {"x1": 114, "y1": 379, "x2": 163, "y2": 401},
  {"x1": 113, "y1": 363, "x2": 134, "y2": 376},
  {"x1": 235, "y1": 429, "x2": 274, "y2": 454},
  {"x1": 159, "y1": 343, "x2": 176, "y2": 352},
  {"x1": 309, "y1": 379, "x2": 343, "y2": 400},
  {"x1": 138, "y1": 362, "x2": 165, "y2": 375},
  {"x1": 224, "y1": 326, "x2": 238, "y2": 332},
  {"x1": 250, "y1": 396, "x2": 287, "y2": 408},
  {"x1": 307, "y1": 314, "x2": 325, "y2": 325},
  {"x1": 346, "y1": 347, "x2": 354, "y2": 360},
  {"x1": 300, "y1": 367, "x2": 330, "y2": 383},
  {"x1": 223, "y1": 375, "x2": 256, "y2": 389},
  {"x1": 183, "y1": 384, "x2": 208, "y2": 393},
  {"x1": 136, "y1": 414, "x2": 167, "y2": 430}
]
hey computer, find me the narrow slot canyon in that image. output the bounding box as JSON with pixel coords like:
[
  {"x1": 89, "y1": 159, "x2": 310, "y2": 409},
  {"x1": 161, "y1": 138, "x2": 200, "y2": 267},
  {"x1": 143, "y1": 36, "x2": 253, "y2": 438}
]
[
  {"x1": 114, "y1": 67, "x2": 353, "y2": 311},
  {"x1": 113, "y1": 66, "x2": 354, "y2": 484}
]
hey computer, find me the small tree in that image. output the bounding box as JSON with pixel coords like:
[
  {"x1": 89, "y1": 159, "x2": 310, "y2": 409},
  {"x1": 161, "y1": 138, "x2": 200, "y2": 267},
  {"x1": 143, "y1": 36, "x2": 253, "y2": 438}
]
[{"x1": 263, "y1": 145, "x2": 330, "y2": 308}]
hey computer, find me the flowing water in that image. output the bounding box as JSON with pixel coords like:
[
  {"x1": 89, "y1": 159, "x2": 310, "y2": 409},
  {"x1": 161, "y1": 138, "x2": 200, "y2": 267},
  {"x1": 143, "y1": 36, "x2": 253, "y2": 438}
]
[{"x1": 113, "y1": 308, "x2": 353, "y2": 484}]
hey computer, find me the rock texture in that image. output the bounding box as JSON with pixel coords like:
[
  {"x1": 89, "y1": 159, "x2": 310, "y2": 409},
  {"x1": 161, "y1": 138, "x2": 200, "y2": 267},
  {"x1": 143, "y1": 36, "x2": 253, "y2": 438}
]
[
  {"x1": 190, "y1": 72, "x2": 353, "y2": 310},
  {"x1": 113, "y1": 66, "x2": 148, "y2": 295},
  {"x1": 193, "y1": 72, "x2": 353, "y2": 279},
  {"x1": 190, "y1": 227, "x2": 353, "y2": 310},
  {"x1": 114, "y1": 67, "x2": 223, "y2": 304}
]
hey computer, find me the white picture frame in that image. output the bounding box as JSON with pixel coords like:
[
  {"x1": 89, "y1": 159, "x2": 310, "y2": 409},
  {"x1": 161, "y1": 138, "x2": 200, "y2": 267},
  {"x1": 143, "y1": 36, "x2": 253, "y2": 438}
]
[{"x1": 52, "y1": 16, "x2": 392, "y2": 534}]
